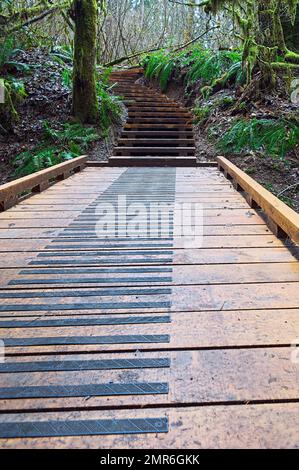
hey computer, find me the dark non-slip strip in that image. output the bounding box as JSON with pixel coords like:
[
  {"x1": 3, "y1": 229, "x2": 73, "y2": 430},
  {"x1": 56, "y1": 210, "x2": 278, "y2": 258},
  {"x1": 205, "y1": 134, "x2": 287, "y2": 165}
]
[
  {"x1": 0, "y1": 288, "x2": 171, "y2": 299},
  {"x1": 0, "y1": 417, "x2": 169, "y2": 438},
  {"x1": 4, "y1": 334, "x2": 170, "y2": 347},
  {"x1": 37, "y1": 250, "x2": 173, "y2": 258},
  {"x1": 0, "y1": 357, "x2": 171, "y2": 373},
  {"x1": 29, "y1": 258, "x2": 173, "y2": 266},
  {"x1": 0, "y1": 382, "x2": 169, "y2": 399},
  {"x1": 56, "y1": 237, "x2": 174, "y2": 242},
  {"x1": 0, "y1": 301, "x2": 171, "y2": 312},
  {"x1": 67, "y1": 225, "x2": 174, "y2": 230},
  {"x1": 0, "y1": 315, "x2": 171, "y2": 329},
  {"x1": 48, "y1": 243, "x2": 174, "y2": 249},
  {"x1": 9, "y1": 277, "x2": 173, "y2": 286},
  {"x1": 64, "y1": 226, "x2": 174, "y2": 231},
  {"x1": 20, "y1": 267, "x2": 173, "y2": 275}
]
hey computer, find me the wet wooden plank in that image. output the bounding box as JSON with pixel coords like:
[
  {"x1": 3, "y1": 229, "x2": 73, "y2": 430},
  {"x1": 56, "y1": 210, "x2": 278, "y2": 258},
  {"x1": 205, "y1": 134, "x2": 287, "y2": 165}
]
[
  {"x1": 2, "y1": 309, "x2": 299, "y2": 354},
  {"x1": 0, "y1": 247, "x2": 297, "y2": 268},
  {"x1": 0, "y1": 234, "x2": 286, "y2": 252},
  {"x1": 0, "y1": 216, "x2": 267, "y2": 228},
  {"x1": 0, "y1": 348, "x2": 298, "y2": 412},
  {"x1": 0, "y1": 404, "x2": 297, "y2": 448},
  {"x1": 0, "y1": 283, "x2": 298, "y2": 313},
  {"x1": 0, "y1": 224, "x2": 274, "y2": 238},
  {"x1": 1, "y1": 262, "x2": 298, "y2": 289},
  {"x1": 0, "y1": 208, "x2": 262, "y2": 220},
  {"x1": 1, "y1": 164, "x2": 299, "y2": 449}
]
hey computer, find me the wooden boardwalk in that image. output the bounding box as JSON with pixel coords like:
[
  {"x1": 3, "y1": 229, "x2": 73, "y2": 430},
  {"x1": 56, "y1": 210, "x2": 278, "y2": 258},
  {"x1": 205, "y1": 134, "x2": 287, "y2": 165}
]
[{"x1": 0, "y1": 164, "x2": 299, "y2": 448}]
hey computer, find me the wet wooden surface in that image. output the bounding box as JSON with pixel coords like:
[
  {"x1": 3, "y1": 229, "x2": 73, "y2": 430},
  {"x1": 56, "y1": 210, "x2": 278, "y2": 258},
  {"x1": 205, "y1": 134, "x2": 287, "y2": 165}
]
[{"x1": 0, "y1": 165, "x2": 299, "y2": 448}]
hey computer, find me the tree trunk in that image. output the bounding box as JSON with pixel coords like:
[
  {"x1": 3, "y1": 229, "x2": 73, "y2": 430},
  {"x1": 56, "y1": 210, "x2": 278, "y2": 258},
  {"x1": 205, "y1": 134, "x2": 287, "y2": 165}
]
[
  {"x1": 282, "y1": 5, "x2": 299, "y2": 52},
  {"x1": 256, "y1": 0, "x2": 286, "y2": 92},
  {"x1": 72, "y1": 0, "x2": 98, "y2": 124},
  {"x1": 184, "y1": 7, "x2": 195, "y2": 43}
]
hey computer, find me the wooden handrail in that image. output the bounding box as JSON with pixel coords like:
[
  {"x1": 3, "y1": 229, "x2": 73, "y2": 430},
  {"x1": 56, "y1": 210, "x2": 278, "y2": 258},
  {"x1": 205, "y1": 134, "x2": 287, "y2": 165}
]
[
  {"x1": 0, "y1": 155, "x2": 88, "y2": 211},
  {"x1": 217, "y1": 156, "x2": 299, "y2": 245}
]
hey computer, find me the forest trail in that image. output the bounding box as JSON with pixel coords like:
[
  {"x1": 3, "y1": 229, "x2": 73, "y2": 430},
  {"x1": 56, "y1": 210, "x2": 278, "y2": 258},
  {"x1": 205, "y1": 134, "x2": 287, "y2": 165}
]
[
  {"x1": 0, "y1": 72, "x2": 299, "y2": 448},
  {"x1": 109, "y1": 69, "x2": 197, "y2": 166}
]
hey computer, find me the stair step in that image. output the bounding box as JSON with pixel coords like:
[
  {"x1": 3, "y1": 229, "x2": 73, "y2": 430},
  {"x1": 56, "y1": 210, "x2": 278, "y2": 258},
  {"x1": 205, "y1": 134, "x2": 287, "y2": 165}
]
[
  {"x1": 109, "y1": 156, "x2": 197, "y2": 167},
  {"x1": 127, "y1": 118, "x2": 191, "y2": 124},
  {"x1": 121, "y1": 131, "x2": 194, "y2": 138},
  {"x1": 118, "y1": 91, "x2": 161, "y2": 96},
  {"x1": 125, "y1": 103, "x2": 180, "y2": 108},
  {"x1": 109, "y1": 69, "x2": 196, "y2": 167},
  {"x1": 124, "y1": 97, "x2": 172, "y2": 102},
  {"x1": 118, "y1": 139, "x2": 195, "y2": 146},
  {"x1": 124, "y1": 123, "x2": 193, "y2": 129},
  {"x1": 113, "y1": 146, "x2": 195, "y2": 156},
  {"x1": 128, "y1": 111, "x2": 191, "y2": 117}
]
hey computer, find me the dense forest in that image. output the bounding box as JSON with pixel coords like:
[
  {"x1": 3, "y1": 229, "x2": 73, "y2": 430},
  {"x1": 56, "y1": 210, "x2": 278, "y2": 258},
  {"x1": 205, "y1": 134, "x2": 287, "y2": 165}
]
[{"x1": 0, "y1": 1, "x2": 298, "y2": 208}]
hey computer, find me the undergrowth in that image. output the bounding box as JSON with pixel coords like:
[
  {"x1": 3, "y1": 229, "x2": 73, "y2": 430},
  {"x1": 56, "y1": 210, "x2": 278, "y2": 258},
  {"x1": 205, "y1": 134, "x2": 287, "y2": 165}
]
[
  {"x1": 0, "y1": 36, "x2": 31, "y2": 131},
  {"x1": 13, "y1": 122, "x2": 99, "y2": 177},
  {"x1": 143, "y1": 46, "x2": 244, "y2": 94},
  {"x1": 219, "y1": 118, "x2": 299, "y2": 159}
]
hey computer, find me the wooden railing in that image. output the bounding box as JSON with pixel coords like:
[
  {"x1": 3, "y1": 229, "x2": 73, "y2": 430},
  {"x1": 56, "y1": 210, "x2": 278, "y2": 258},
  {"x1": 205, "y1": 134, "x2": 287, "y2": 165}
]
[
  {"x1": 217, "y1": 156, "x2": 299, "y2": 245},
  {"x1": 0, "y1": 155, "x2": 88, "y2": 211}
]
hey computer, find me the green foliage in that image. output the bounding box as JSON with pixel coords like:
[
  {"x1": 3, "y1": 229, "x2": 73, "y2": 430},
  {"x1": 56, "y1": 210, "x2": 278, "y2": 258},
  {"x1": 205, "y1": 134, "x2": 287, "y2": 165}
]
[
  {"x1": 143, "y1": 50, "x2": 177, "y2": 91},
  {"x1": 192, "y1": 105, "x2": 211, "y2": 124},
  {"x1": 219, "y1": 118, "x2": 299, "y2": 159},
  {"x1": 143, "y1": 46, "x2": 244, "y2": 94},
  {"x1": 0, "y1": 36, "x2": 15, "y2": 69},
  {"x1": 13, "y1": 147, "x2": 73, "y2": 178},
  {"x1": 96, "y1": 79, "x2": 123, "y2": 133},
  {"x1": 8, "y1": 77, "x2": 27, "y2": 100},
  {"x1": 13, "y1": 122, "x2": 100, "y2": 177},
  {"x1": 186, "y1": 49, "x2": 242, "y2": 86},
  {"x1": 61, "y1": 67, "x2": 72, "y2": 88},
  {"x1": 0, "y1": 36, "x2": 30, "y2": 74},
  {"x1": 51, "y1": 46, "x2": 73, "y2": 65},
  {"x1": 43, "y1": 122, "x2": 99, "y2": 150}
]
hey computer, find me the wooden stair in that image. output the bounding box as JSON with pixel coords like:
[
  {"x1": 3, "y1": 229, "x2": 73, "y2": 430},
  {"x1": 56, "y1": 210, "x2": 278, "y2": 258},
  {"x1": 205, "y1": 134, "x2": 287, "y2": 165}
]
[{"x1": 109, "y1": 68, "x2": 197, "y2": 166}]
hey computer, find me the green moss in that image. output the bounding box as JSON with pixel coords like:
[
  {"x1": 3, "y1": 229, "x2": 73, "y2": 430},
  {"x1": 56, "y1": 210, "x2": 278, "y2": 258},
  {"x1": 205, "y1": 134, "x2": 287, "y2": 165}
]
[
  {"x1": 285, "y1": 50, "x2": 299, "y2": 64},
  {"x1": 271, "y1": 62, "x2": 299, "y2": 70},
  {"x1": 0, "y1": 79, "x2": 19, "y2": 132},
  {"x1": 72, "y1": 0, "x2": 98, "y2": 124}
]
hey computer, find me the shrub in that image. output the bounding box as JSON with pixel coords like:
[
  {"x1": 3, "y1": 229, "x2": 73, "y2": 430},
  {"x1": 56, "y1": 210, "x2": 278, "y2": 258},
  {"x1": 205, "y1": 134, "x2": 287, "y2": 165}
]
[{"x1": 219, "y1": 118, "x2": 299, "y2": 159}]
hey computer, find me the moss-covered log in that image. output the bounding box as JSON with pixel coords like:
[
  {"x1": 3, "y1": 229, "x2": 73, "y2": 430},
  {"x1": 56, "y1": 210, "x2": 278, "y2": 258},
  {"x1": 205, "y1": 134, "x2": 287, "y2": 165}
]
[{"x1": 72, "y1": 0, "x2": 98, "y2": 124}]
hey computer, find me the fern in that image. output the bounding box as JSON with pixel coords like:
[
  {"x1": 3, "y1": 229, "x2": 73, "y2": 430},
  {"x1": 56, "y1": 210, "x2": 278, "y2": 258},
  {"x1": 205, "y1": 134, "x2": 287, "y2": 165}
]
[
  {"x1": 219, "y1": 118, "x2": 299, "y2": 159},
  {"x1": 97, "y1": 82, "x2": 123, "y2": 131},
  {"x1": 144, "y1": 47, "x2": 243, "y2": 93},
  {"x1": 43, "y1": 122, "x2": 99, "y2": 150},
  {"x1": 61, "y1": 68, "x2": 72, "y2": 89},
  {"x1": 14, "y1": 122, "x2": 100, "y2": 177},
  {"x1": 186, "y1": 50, "x2": 242, "y2": 85},
  {"x1": 51, "y1": 46, "x2": 73, "y2": 65},
  {"x1": 0, "y1": 36, "x2": 30, "y2": 74},
  {"x1": 13, "y1": 147, "x2": 62, "y2": 177}
]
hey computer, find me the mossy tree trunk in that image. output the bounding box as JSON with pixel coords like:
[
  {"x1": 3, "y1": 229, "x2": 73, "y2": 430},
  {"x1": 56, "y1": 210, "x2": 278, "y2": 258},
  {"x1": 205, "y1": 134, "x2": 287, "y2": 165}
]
[
  {"x1": 282, "y1": 5, "x2": 299, "y2": 52},
  {"x1": 184, "y1": 7, "x2": 195, "y2": 43},
  {"x1": 72, "y1": 0, "x2": 98, "y2": 124},
  {"x1": 255, "y1": 0, "x2": 286, "y2": 91}
]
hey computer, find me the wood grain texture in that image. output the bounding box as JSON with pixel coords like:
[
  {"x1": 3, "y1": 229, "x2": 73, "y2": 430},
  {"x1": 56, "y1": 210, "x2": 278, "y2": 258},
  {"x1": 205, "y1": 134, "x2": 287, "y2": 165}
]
[
  {"x1": 218, "y1": 156, "x2": 299, "y2": 244},
  {"x1": 0, "y1": 100, "x2": 299, "y2": 447}
]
